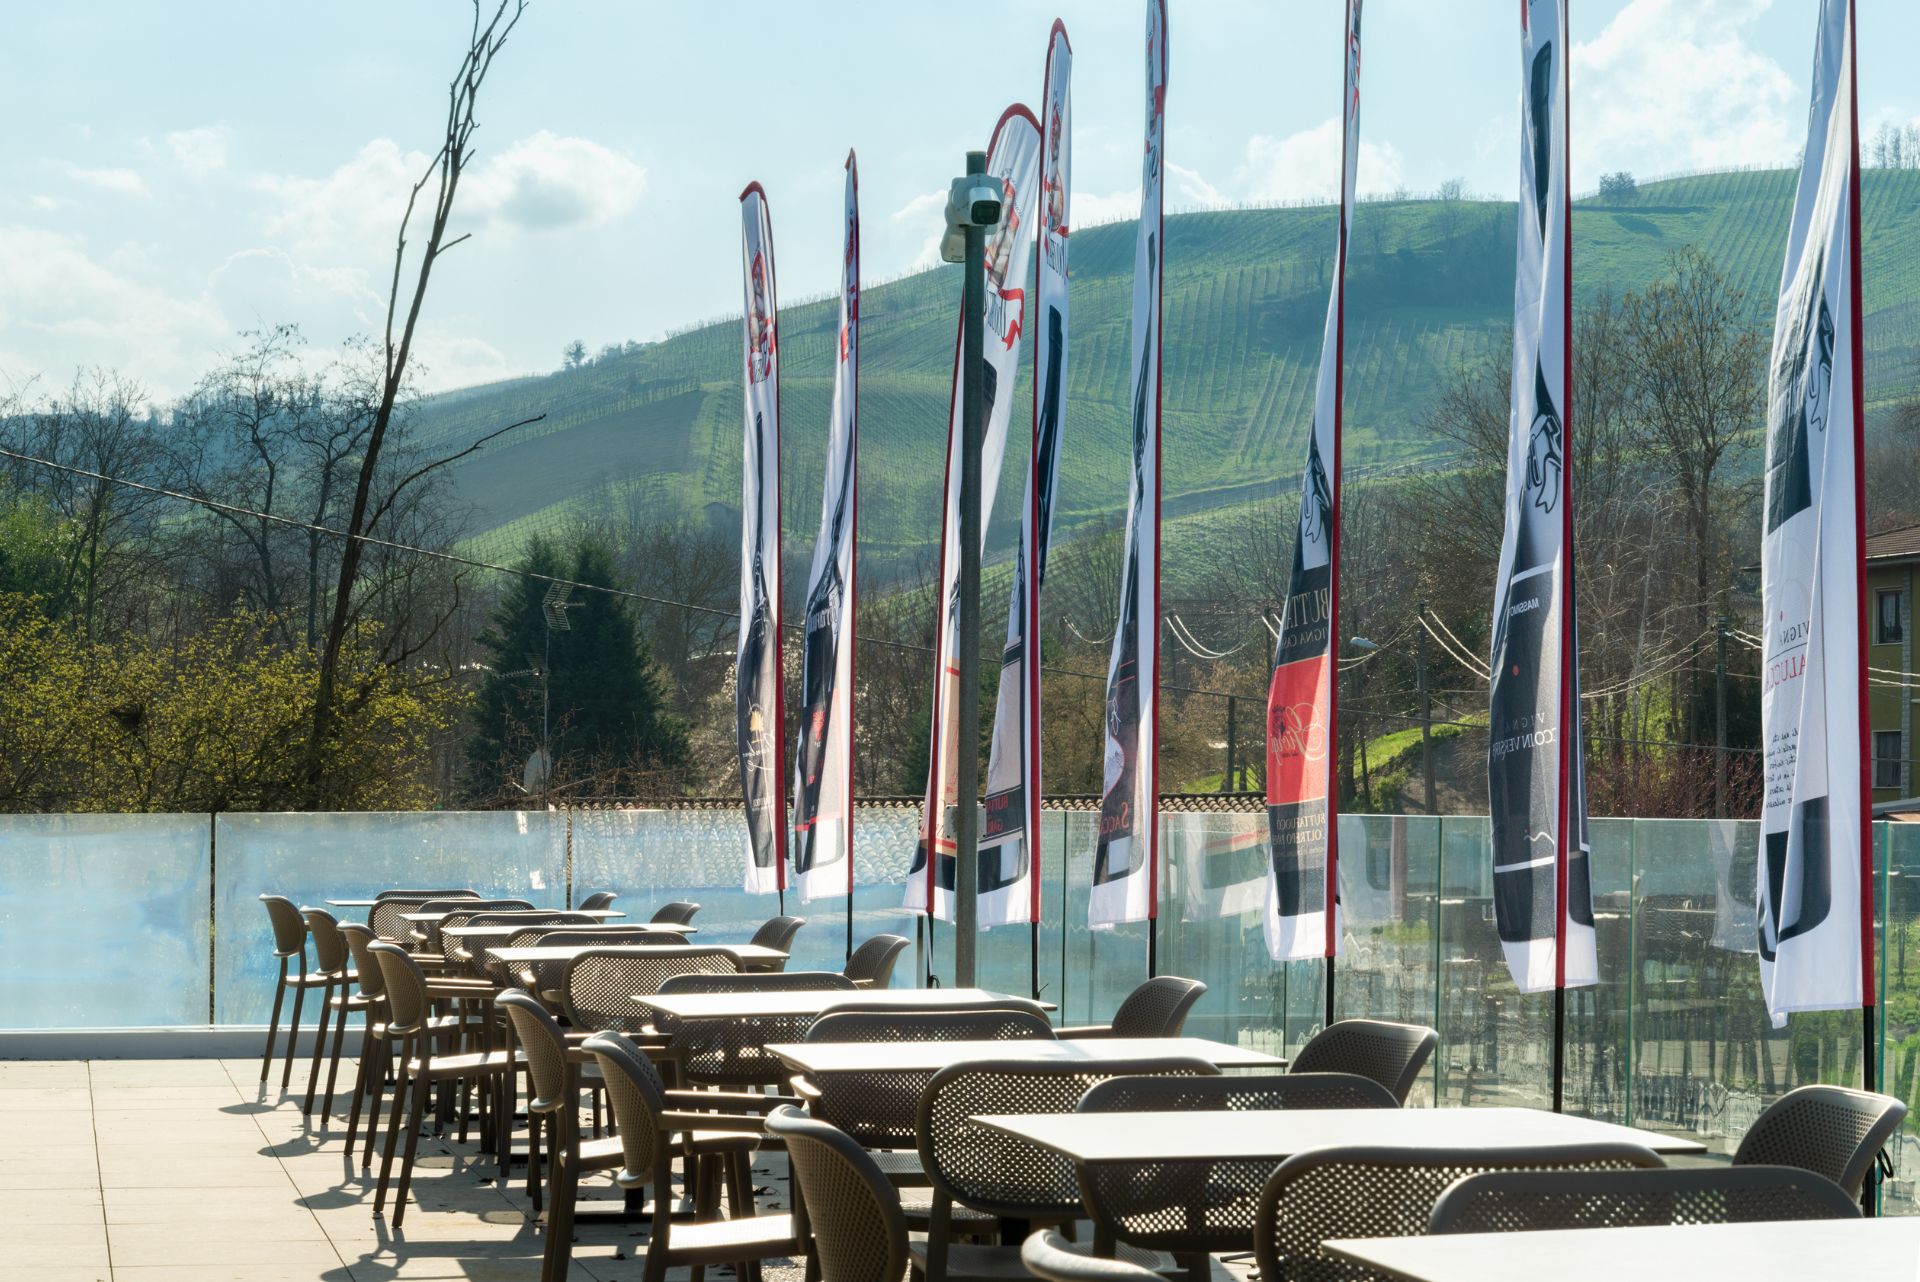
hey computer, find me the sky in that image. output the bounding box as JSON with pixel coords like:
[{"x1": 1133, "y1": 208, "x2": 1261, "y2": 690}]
[{"x1": 0, "y1": 0, "x2": 1915, "y2": 403}]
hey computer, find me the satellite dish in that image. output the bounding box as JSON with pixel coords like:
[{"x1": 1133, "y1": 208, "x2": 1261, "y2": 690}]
[{"x1": 523, "y1": 747, "x2": 552, "y2": 795}]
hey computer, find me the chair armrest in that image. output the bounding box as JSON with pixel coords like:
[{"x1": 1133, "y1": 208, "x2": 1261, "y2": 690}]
[
  {"x1": 659, "y1": 1110, "x2": 767, "y2": 1133},
  {"x1": 789, "y1": 1075, "x2": 822, "y2": 1105},
  {"x1": 1055, "y1": 1024, "x2": 1114, "y2": 1040}
]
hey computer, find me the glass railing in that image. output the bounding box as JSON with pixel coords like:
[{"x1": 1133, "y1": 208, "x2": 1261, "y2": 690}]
[{"x1": 1, "y1": 805, "x2": 1912, "y2": 1210}]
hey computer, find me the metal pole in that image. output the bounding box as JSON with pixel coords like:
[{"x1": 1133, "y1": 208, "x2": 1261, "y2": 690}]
[
  {"x1": 1552, "y1": 985, "x2": 1566, "y2": 1113},
  {"x1": 1418, "y1": 602, "x2": 1436, "y2": 813},
  {"x1": 1715, "y1": 616, "x2": 1729, "y2": 818},
  {"x1": 953, "y1": 148, "x2": 988, "y2": 989},
  {"x1": 1224, "y1": 695, "x2": 1237, "y2": 793}
]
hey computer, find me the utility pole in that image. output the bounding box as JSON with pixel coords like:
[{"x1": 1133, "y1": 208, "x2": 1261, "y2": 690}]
[
  {"x1": 1223, "y1": 695, "x2": 1237, "y2": 793},
  {"x1": 951, "y1": 149, "x2": 995, "y2": 988},
  {"x1": 1715, "y1": 615, "x2": 1729, "y2": 818},
  {"x1": 1418, "y1": 601, "x2": 1436, "y2": 813}
]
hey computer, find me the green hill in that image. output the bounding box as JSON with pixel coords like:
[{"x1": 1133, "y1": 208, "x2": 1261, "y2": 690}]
[{"x1": 418, "y1": 168, "x2": 1920, "y2": 587}]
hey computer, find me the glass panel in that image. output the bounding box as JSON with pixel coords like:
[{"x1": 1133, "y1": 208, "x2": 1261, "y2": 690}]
[
  {"x1": 1160, "y1": 809, "x2": 1275, "y2": 1052},
  {"x1": 1885, "y1": 822, "x2": 1915, "y2": 1213},
  {"x1": 0, "y1": 814, "x2": 211, "y2": 1029},
  {"x1": 213, "y1": 810, "x2": 566, "y2": 1024},
  {"x1": 1337, "y1": 814, "x2": 1441, "y2": 1105},
  {"x1": 1060, "y1": 810, "x2": 1151, "y2": 1027}
]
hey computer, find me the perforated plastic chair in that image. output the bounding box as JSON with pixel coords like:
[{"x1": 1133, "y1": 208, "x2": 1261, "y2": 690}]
[
  {"x1": 1071, "y1": 1072, "x2": 1397, "y2": 1267},
  {"x1": 767, "y1": 1105, "x2": 911, "y2": 1282},
  {"x1": 586, "y1": 1031, "x2": 798, "y2": 1282},
  {"x1": 445, "y1": 910, "x2": 596, "y2": 974},
  {"x1": 1429, "y1": 1163, "x2": 1861, "y2": 1234},
  {"x1": 339, "y1": 923, "x2": 395, "y2": 1165},
  {"x1": 1252, "y1": 1142, "x2": 1664, "y2": 1282},
  {"x1": 844, "y1": 934, "x2": 910, "y2": 988},
  {"x1": 561, "y1": 945, "x2": 743, "y2": 1036},
  {"x1": 651, "y1": 900, "x2": 702, "y2": 925},
  {"x1": 1022, "y1": 1229, "x2": 1165, "y2": 1282},
  {"x1": 912, "y1": 1055, "x2": 1219, "y2": 1282},
  {"x1": 742, "y1": 915, "x2": 807, "y2": 970},
  {"x1": 577, "y1": 890, "x2": 619, "y2": 911},
  {"x1": 258, "y1": 894, "x2": 327, "y2": 1089},
  {"x1": 652, "y1": 971, "x2": 856, "y2": 1091},
  {"x1": 490, "y1": 924, "x2": 688, "y2": 994},
  {"x1": 1059, "y1": 976, "x2": 1206, "y2": 1040},
  {"x1": 413, "y1": 897, "x2": 536, "y2": 952},
  {"x1": 1290, "y1": 1018, "x2": 1439, "y2": 1106},
  {"x1": 659, "y1": 970, "x2": 856, "y2": 995},
  {"x1": 1732, "y1": 1084, "x2": 1907, "y2": 1199},
  {"x1": 298, "y1": 907, "x2": 359, "y2": 1119}
]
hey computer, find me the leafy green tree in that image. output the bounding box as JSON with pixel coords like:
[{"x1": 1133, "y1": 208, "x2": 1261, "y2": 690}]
[
  {"x1": 464, "y1": 536, "x2": 689, "y2": 800},
  {"x1": 0, "y1": 485, "x2": 71, "y2": 599}
]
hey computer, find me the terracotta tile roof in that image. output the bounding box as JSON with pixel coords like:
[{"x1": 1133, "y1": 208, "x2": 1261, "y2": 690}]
[{"x1": 1867, "y1": 524, "x2": 1920, "y2": 563}]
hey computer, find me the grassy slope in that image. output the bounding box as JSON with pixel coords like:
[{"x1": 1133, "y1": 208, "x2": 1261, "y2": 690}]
[{"x1": 419, "y1": 168, "x2": 1920, "y2": 583}]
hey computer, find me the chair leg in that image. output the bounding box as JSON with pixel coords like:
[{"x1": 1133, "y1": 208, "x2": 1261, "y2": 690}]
[
  {"x1": 391, "y1": 1057, "x2": 432, "y2": 1228},
  {"x1": 260, "y1": 961, "x2": 288, "y2": 1082},
  {"x1": 540, "y1": 1114, "x2": 578, "y2": 1282},
  {"x1": 374, "y1": 1035, "x2": 413, "y2": 1216},
  {"x1": 359, "y1": 1032, "x2": 389, "y2": 1171},
  {"x1": 304, "y1": 979, "x2": 336, "y2": 1115},
  {"x1": 281, "y1": 974, "x2": 307, "y2": 1091},
  {"x1": 345, "y1": 1030, "x2": 373, "y2": 1161},
  {"x1": 322, "y1": 1000, "x2": 351, "y2": 1124},
  {"x1": 527, "y1": 1106, "x2": 544, "y2": 1215}
]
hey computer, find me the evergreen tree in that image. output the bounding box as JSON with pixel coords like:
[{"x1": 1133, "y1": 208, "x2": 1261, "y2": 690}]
[{"x1": 464, "y1": 536, "x2": 688, "y2": 800}]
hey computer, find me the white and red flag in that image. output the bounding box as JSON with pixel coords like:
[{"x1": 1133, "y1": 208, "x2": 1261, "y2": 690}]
[
  {"x1": 979, "y1": 25, "x2": 1071, "y2": 930},
  {"x1": 908, "y1": 106, "x2": 1043, "y2": 920},
  {"x1": 1486, "y1": 0, "x2": 1596, "y2": 992},
  {"x1": 1090, "y1": 0, "x2": 1166, "y2": 928},
  {"x1": 792, "y1": 153, "x2": 860, "y2": 903},
  {"x1": 1263, "y1": 0, "x2": 1362, "y2": 963},
  {"x1": 1758, "y1": 0, "x2": 1867, "y2": 1026},
  {"x1": 737, "y1": 183, "x2": 785, "y2": 896}
]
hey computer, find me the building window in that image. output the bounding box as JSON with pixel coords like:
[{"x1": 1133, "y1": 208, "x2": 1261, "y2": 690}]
[
  {"x1": 1878, "y1": 589, "x2": 1905, "y2": 644},
  {"x1": 1875, "y1": 731, "x2": 1904, "y2": 791}
]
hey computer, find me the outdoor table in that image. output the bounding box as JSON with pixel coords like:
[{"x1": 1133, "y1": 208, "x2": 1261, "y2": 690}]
[
  {"x1": 635, "y1": 987, "x2": 1058, "y2": 1021},
  {"x1": 485, "y1": 942, "x2": 783, "y2": 967},
  {"x1": 971, "y1": 1106, "x2": 1706, "y2": 1166},
  {"x1": 1323, "y1": 1216, "x2": 1920, "y2": 1281},
  {"x1": 400, "y1": 908, "x2": 625, "y2": 924},
  {"x1": 769, "y1": 1036, "x2": 1283, "y2": 1075},
  {"x1": 325, "y1": 898, "x2": 380, "y2": 909},
  {"x1": 442, "y1": 921, "x2": 692, "y2": 945}
]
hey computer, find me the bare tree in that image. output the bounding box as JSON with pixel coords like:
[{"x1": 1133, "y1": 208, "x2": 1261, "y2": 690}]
[{"x1": 304, "y1": 0, "x2": 528, "y2": 803}]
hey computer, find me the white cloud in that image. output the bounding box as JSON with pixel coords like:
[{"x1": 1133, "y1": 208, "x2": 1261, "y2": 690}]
[
  {"x1": 1571, "y1": 0, "x2": 1796, "y2": 189},
  {"x1": 64, "y1": 166, "x2": 150, "y2": 198},
  {"x1": 165, "y1": 126, "x2": 230, "y2": 177},
  {"x1": 1074, "y1": 189, "x2": 1143, "y2": 228},
  {"x1": 463, "y1": 130, "x2": 646, "y2": 231},
  {"x1": 890, "y1": 190, "x2": 944, "y2": 223},
  {"x1": 1168, "y1": 163, "x2": 1227, "y2": 209},
  {"x1": 1238, "y1": 118, "x2": 1406, "y2": 204}
]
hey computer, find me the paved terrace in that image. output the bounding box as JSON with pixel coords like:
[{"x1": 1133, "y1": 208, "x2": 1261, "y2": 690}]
[
  {"x1": 1, "y1": 1057, "x2": 809, "y2": 1282},
  {"x1": 3, "y1": 1057, "x2": 1246, "y2": 1282}
]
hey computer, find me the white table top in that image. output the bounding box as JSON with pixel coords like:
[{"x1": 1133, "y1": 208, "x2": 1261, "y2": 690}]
[
  {"x1": 972, "y1": 1106, "x2": 1706, "y2": 1164},
  {"x1": 400, "y1": 908, "x2": 624, "y2": 923},
  {"x1": 1324, "y1": 1216, "x2": 1914, "y2": 1281},
  {"x1": 772, "y1": 1036, "x2": 1285, "y2": 1075},
  {"x1": 634, "y1": 986, "x2": 1056, "y2": 1020},
  {"x1": 487, "y1": 942, "x2": 785, "y2": 964},
  {"x1": 325, "y1": 899, "x2": 380, "y2": 908},
  {"x1": 442, "y1": 921, "x2": 691, "y2": 941}
]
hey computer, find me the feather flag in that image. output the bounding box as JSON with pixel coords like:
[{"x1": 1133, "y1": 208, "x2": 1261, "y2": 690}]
[
  {"x1": 792, "y1": 153, "x2": 860, "y2": 903},
  {"x1": 980, "y1": 24, "x2": 1071, "y2": 930},
  {"x1": 1758, "y1": 0, "x2": 1867, "y2": 1026},
  {"x1": 1091, "y1": 0, "x2": 1166, "y2": 928},
  {"x1": 1486, "y1": 0, "x2": 1596, "y2": 992},
  {"x1": 1263, "y1": 0, "x2": 1361, "y2": 963},
  {"x1": 737, "y1": 183, "x2": 785, "y2": 895},
  {"x1": 908, "y1": 106, "x2": 1043, "y2": 921}
]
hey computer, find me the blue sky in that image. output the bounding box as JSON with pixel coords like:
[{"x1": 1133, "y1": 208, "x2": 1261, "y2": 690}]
[{"x1": 0, "y1": 0, "x2": 1914, "y2": 401}]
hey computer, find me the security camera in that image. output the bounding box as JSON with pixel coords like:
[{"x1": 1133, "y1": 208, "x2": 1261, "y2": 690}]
[{"x1": 940, "y1": 173, "x2": 1006, "y2": 263}]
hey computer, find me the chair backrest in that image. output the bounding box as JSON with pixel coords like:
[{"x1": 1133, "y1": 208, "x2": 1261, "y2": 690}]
[
  {"x1": 582, "y1": 1031, "x2": 673, "y2": 1189},
  {"x1": 369, "y1": 897, "x2": 435, "y2": 943},
  {"x1": 514, "y1": 926, "x2": 690, "y2": 992},
  {"x1": 1079, "y1": 1071, "x2": 1396, "y2": 1114},
  {"x1": 807, "y1": 1009, "x2": 1056, "y2": 1045},
  {"x1": 650, "y1": 900, "x2": 701, "y2": 925},
  {"x1": 339, "y1": 923, "x2": 386, "y2": 1001},
  {"x1": 917, "y1": 1056, "x2": 1219, "y2": 1220},
  {"x1": 259, "y1": 895, "x2": 308, "y2": 958},
  {"x1": 1732, "y1": 1084, "x2": 1907, "y2": 1199},
  {"x1": 1070, "y1": 1072, "x2": 1393, "y2": 1255},
  {"x1": 1290, "y1": 1018, "x2": 1439, "y2": 1106},
  {"x1": 448, "y1": 911, "x2": 594, "y2": 972},
  {"x1": 562, "y1": 946, "x2": 742, "y2": 1034},
  {"x1": 577, "y1": 890, "x2": 619, "y2": 911},
  {"x1": 299, "y1": 907, "x2": 351, "y2": 975},
  {"x1": 749, "y1": 914, "x2": 807, "y2": 953},
  {"x1": 1430, "y1": 1164, "x2": 1862, "y2": 1235},
  {"x1": 367, "y1": 942, "x2": 432, "y2": 1034},
  {"x1": 498, "y1": 988, "x2": 575, "y2": 1115},
  {"x1": 418, "y1": 898, "x2": 537, "y2": 951},
  {"x1": 801, "y1": 1009, "x2": 1056, "y2": 1149},
  {"x1": 1108, "y1": 976, "x2": 1208, "y2": 1038},
  {"x1": 843, "y1": 933, "x2": 910, "y2": 987},
  {"x1": 767, "y1": 1106, "x2": 909, "y2": 1282},
  {"x1": 1021, "y1": 1229, "x2": 1163, "y2": 1282},
  {"x1": 658, "y1": 970, "x2": 856, "y2": 995},
  {"x1": 1252, "y1": 1143, "x2": 1664, "y2": 1282}
]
